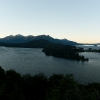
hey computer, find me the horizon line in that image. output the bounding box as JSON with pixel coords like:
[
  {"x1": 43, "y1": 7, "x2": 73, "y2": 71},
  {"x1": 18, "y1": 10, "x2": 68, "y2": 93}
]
[{"x1": 0, "y1": 34, "x2": 99, "y2": 44}]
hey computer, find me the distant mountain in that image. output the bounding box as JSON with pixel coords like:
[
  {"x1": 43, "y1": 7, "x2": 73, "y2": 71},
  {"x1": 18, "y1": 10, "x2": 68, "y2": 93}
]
[
  {"x1": 33, "y1": 35, "x2": 77, "y2": 45},
  {"x1": 0, "y1": 34, "x2": 35, "y2": 43},
  {"x1": 0, "y1": 39, "x2": 59, "y2": 48},
  {"x1": 0, "y1": 34, "x2": 78, "y2": 45}
]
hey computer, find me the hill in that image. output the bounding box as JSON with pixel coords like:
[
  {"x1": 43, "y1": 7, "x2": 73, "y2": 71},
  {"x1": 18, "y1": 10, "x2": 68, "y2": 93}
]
[
  {"x1": 0, "y1": 34, "x2": 34, "y2": 43},
  {"x1": 0, "y1": 39, "x2": 60, "y2": 48},
  {"x1": 0, "y1": 34, "x2": 78, "y2": 45}
]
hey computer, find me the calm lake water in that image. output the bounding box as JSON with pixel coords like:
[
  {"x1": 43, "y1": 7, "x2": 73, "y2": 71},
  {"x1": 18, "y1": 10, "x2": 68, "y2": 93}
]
[{"x1": 0, "y1": 46, "x2": 100, "y2": 84}]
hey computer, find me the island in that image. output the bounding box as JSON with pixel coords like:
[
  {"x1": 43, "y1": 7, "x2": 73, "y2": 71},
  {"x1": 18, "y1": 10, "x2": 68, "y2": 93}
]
[
  {"x1": 85, "y1": 48, "x2": 100, "y2": 53},
  {"x1": 42, "y1": 44, "x2": 89, "y2": 61}
]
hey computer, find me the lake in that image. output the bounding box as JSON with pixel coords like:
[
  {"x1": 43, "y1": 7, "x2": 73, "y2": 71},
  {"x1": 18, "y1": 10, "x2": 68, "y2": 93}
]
[{"x1": 0, "y1": 46, "x2": 100, "y2": 84}]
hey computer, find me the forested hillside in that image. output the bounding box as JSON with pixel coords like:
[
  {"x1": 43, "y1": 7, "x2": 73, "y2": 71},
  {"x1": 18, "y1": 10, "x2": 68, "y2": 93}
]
[{"x1": 0, "y1": 66, "x2": 99, "y2": 100}]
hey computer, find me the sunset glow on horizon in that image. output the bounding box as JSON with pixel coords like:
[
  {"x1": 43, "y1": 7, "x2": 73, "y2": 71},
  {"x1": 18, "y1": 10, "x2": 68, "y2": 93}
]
[{"x1": 0, "y1": 0, "x2": 100, "y2": 43}]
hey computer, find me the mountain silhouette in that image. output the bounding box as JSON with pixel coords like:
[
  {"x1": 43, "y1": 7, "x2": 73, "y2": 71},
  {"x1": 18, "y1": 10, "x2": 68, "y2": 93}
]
[
  {"x1": 0, "y1": 34, "x2": 78, "y2": 45},
  {"x1": 0, "y1": 34, "x2": 34, "y2": 43},
  {"x1": 0, "y1": 39, "x2": 60, "y2": 48}
]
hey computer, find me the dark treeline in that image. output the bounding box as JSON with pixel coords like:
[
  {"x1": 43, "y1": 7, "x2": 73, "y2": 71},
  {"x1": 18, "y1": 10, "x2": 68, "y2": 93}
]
[
  {"x1": 85, "y1": 48, "x2": 100, "y2": 53},
  {"x1": 42, "y1": 45, "x2": 89, "y2": 61},
  {"x1": 0, "y1": 39, "x2": 56, "y2": 48},
  {"x1": 0, "y1": 66, "x2": 100, "y2": 100}
]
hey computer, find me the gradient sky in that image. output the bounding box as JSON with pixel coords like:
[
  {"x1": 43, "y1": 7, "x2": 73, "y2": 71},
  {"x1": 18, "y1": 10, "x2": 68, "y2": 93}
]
[{"x1": 0, "y1": 0, "x2": 100, "y2": 43}]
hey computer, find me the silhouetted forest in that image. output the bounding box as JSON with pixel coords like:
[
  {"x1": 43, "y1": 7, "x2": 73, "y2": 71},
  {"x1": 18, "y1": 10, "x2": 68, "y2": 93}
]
[
  {"x1": 0, "y1": 66, "x2": 100, "y2": 100},
  {"x1": 86, "y1": 48, "x2": 100, "y2": 53},
  {"x1": 42, "y1": 45, "x2": 89, "y2": 61},
  {"x1": 0, "y1": 39, "x2": 57, "y2": 48}
]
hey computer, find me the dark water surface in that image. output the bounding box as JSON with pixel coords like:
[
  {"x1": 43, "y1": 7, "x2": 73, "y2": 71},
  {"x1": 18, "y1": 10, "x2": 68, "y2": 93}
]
[{"x1": 0, "y1": 46, "x2": 100, "y2": 84}]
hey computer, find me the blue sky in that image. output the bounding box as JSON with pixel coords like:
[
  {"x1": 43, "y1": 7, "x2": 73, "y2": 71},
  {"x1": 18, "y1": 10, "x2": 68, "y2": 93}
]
[{"x1": 0, "y1": 0, "x2": 100, "y2": 43}]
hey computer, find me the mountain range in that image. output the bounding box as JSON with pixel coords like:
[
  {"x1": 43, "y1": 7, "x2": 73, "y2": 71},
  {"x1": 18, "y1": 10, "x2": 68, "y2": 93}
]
[{"x1": 0, "y1": 34, "x2": 78, "y2": 45}]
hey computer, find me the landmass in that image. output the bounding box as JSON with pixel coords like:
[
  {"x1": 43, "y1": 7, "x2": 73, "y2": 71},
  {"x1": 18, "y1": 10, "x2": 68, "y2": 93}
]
[
  {"x1": 42, "y1": 45, "x2": 89, "y2": 61},
  {"x1": 0, "y1": 34, "x2": 78, "y2": 45},
  {"x1": 85, "y1": 48, "x2": 100, "y2": 53},
  {"x1": 0, "y1": 38, "x2": 89, "y2": 61}
]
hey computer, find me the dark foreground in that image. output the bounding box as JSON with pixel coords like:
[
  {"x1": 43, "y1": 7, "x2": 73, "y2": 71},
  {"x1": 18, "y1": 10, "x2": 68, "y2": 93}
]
[{"x1": 0, "y1": 66, "x2": 100, "y2": 100}]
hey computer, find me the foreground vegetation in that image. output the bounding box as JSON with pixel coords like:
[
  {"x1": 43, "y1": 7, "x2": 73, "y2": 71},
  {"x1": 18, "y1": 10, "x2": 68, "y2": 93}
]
[{"x1": 0, "y1": 66, "x2": 100, "y2": 100}]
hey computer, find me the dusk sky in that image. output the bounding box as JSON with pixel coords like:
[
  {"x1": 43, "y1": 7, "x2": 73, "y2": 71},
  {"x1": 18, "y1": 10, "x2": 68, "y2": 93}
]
[{"x1": 0, "y1": 0, "x2": 100, "y2": 43}]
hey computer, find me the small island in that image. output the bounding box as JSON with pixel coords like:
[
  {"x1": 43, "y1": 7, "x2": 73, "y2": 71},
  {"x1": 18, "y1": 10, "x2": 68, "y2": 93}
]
[
  {"x1": 85, "y1": 48, "x2": 100, "y2": 53},
  {"x1": 42, "y1": 45, "x2": 89, "y2": 62}
]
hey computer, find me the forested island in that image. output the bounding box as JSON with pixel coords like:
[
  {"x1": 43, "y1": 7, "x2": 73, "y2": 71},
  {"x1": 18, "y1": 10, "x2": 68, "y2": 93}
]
[
  {"x1": 85, "y1": 48, "x2": 100, "y2": 53},
  {"x1": 0, "y1": 66, "x2": 100, "y2": 100},
  {"x1": 42, "y1": 45, "x2": 89, "y2": 61}
]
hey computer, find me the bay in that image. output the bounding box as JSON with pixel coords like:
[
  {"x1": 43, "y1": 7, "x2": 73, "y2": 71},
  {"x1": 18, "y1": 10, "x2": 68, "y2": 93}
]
[{"x1": 0, "y1": 46, "x2": 100, "y2": 84}]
